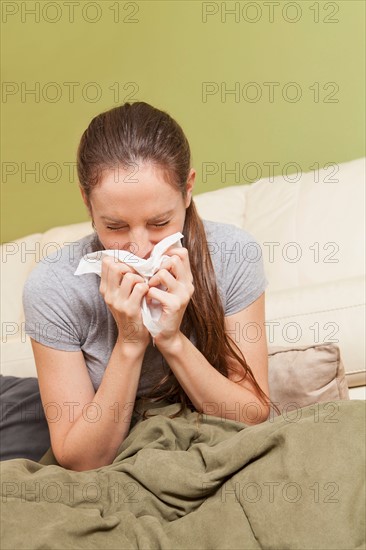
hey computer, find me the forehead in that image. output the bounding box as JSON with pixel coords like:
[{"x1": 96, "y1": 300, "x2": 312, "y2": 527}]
[{"x1": 91, "y1": 164, "x2": 181, "y2": 218}]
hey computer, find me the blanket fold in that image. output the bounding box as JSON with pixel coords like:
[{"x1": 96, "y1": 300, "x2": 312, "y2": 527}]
[{"x1": 1, "y1": 399, "x2": 365, "y2": 550}]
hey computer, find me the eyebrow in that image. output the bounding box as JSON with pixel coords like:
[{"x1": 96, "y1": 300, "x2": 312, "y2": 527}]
[{"x1": 101, "y1": 209, "x2": 175, "y2": 223}]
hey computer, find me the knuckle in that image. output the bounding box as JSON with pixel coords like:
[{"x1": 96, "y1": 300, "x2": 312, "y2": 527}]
[
  {"x1": 126, "y1": 265, "x2": 138, "y2": 274},
  {"x1": 119, "y1": 303, "x2": 129, "y2": 316},
  {"x1": 170, "y1": 295, "x2": 180, "y2": 309},
  {"x1": 104, "y1": 296, "x2": 112, "y2": 306},
  {"x1": 181, "y1": 282, "x2": 194, "y2": 301}
]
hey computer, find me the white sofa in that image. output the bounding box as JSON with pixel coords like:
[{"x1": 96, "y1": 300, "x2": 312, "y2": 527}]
[{"x1": 1, "y1": 157, "x2": 365, "y2": 400}]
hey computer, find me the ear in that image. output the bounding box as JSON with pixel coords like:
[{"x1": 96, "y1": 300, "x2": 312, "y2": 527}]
[
  {"x1": 79, "y1": 187, "x2": 93, "y2": 215},
  {"x1": 185, "y1": 168, "x2": 196, "y2": 208},
  {"x1": 79, "y1": 186, "x2": 88, "y2": 207}
]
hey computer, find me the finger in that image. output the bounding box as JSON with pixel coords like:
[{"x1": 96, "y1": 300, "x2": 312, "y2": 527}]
[
  {"x1": 118, "y1": 273, "x2": 148, "y2": 302},
  {"x1": 148, "y1": 269, "x2": 178, "y2": 293},
  {"x1": 148, "y1": 268, "x2": 194, "y2": 304},
  {"x1": 105, "y1": 276, "x2": 149, "y2": 315},
  {"x1": 100, "y1": 258, "x2": 146, "y2": 305},
  {"x1": 147, "y1": 286, "x2": 177, "y2": 308},
  {"x1": 102, "y1": 255, "x2": 138, "y2": 273},
  {"x1": 130, "y1": 281, "x2": 150, "y2": 300},
  {"x1": 117, "y1": 281, "x2": 149, "y2": 318},
  {"x1": 101, "y1": 256, "x2": 139, "y2": 287},
  {"x1": 165, "y1": 247, "x2": 189, "y2": 264},
  {"x1": 127, "y1": 282, "x2": 150, "y2": 319},
  {"x1": 160, "y1": 251, "x2": 193, "y2": 284},
  {"x1": 158, "y1": 255, "x2": 185, "y2": 281},
  {"x1": 100, "y1": 256, "x2": 117, "y2": 294},
  {"x1": 129, "y1": 282, "x2": 150, "y2": 309},
  {"x1": 164, "y1": 248, "x2": 192, "y2": 278}
]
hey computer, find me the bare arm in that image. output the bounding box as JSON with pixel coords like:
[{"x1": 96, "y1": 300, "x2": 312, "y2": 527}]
[
  {"x1": 32, "y1": 256, "x2": 152, "y2": 471},
  {"x1": 146, "y1": 248, "x2": 270, "y2": 425},
  {"x1": 60, "y1": 341, "x2": 145, "y2": 471},
  {"x1": 31, "y1": 336, "x2": 146, "y2": 472},
  {"x1": 154, "y1": 293, "x2": 270, "y2": 425}
]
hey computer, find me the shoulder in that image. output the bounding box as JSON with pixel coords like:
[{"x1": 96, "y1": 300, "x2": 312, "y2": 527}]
[
  {"x1": 200, "y1": 219, "x2": 268, "y2": 315},
  {"x1": 201, "y1": 218, "x2": 263, "y2": 265},
  {"x1": 23, "y1": 232, "x2": 102, "y2": 296},
  {"x1": 202, "y1": 218, "x2": 259, "y2": 243},
  {"x1": 22, "y1": 232, "x2": 104, "y2": 350}
]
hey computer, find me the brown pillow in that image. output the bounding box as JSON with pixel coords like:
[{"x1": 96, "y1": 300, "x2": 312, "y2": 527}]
[{"x1": 268, "y1": 342, "x2": 349, "y2": 417}]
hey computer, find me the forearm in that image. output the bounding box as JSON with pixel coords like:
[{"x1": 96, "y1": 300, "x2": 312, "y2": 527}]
[
  {"x1": 156, "y1": 332, "x2": 269, "y2": 425},
  {"x1": 60, "y1": 341, "x2": 144, "y2": 471}
]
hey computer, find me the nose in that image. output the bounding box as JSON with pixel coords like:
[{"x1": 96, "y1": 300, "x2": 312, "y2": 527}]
[{"x1": 125, "y1": 237, "x2": 153, "y2": 260}]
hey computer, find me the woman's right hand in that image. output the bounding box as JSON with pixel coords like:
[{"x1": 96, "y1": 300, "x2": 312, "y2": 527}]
[{"x1": 99, "y1": 256, "x2": 151, "y2": 353}]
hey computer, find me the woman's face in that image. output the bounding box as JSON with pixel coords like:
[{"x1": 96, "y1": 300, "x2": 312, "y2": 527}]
[{"x1": 82, "y1": 163, "x2": 195, "y2": 259}]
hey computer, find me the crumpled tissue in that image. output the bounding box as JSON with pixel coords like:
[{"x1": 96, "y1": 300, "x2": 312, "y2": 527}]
[{"x1": 74, "y1": 232, "x2": 184, "y2": 342}]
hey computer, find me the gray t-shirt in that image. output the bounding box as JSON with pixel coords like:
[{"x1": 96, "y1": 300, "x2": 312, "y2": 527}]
[{"x1": 22, "y1": 219, "x2": 268, "y2": 397}]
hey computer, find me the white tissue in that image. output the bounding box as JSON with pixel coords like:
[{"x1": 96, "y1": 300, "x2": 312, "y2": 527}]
[{"x1": 74, "y1": 232, "x2": 184, "y2": 341}]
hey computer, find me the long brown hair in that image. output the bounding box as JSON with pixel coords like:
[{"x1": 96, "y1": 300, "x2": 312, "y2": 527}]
[{"x1": 77, "y1": 101, "x2": 280, "y2": 423}]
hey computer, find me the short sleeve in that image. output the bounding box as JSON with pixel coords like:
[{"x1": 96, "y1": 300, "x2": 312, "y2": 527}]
[
  {"x1": 22, "y1": 264, "x2": 83, "y2": 351},
  {"x1": 224, "y1": 230, "x2": 269, "y2": 316}
]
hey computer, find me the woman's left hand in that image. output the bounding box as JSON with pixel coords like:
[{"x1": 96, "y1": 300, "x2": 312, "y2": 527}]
[{"x1": 147, "y1": 247, "x2": 194, "y2": 345}]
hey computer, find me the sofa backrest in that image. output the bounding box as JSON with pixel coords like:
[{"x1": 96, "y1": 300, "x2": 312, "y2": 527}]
[
  {"x1": 1, "y1": 222, "x2": 94, "y2": 335},
  {"x1": 194, "y1": 157, "x2": 365, "y2": 292}
]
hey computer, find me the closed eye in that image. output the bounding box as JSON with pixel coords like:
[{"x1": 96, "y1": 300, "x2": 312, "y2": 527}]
[
  {"x1": 153, "y1": 221, "x2": 170, "y2": 227},
  {"x1": 107, "y1": 221, "x2": 170, "y2": 231}
]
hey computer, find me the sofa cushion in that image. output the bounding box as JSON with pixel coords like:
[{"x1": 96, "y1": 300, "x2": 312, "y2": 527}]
[
  {"x1": 1, "y1": 233, "x2": 43, "y2": 329},
  {"x1": 0, "y1": 375, "x2": 50, "y2": 462},
  {"x1": 265, "y1": 276, "x2": 365, "y2": 386},
  {"x1": 268, "y1": 342, "x2": 349, "y2": 417}
]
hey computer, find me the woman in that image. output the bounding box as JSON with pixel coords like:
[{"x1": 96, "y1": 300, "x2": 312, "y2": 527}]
[{"x1": 23, "y1": 101, "x2": 278, "y2": 472}]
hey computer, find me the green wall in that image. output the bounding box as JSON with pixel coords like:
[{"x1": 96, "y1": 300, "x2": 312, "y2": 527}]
[{"x1": 1, "y1": 0, "x2": 365, "y2": 244}]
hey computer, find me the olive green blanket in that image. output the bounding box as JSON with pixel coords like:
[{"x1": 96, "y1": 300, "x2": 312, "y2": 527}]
[{"x1": 1, "y1": 399, "x2": 365, "y2": 549}]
